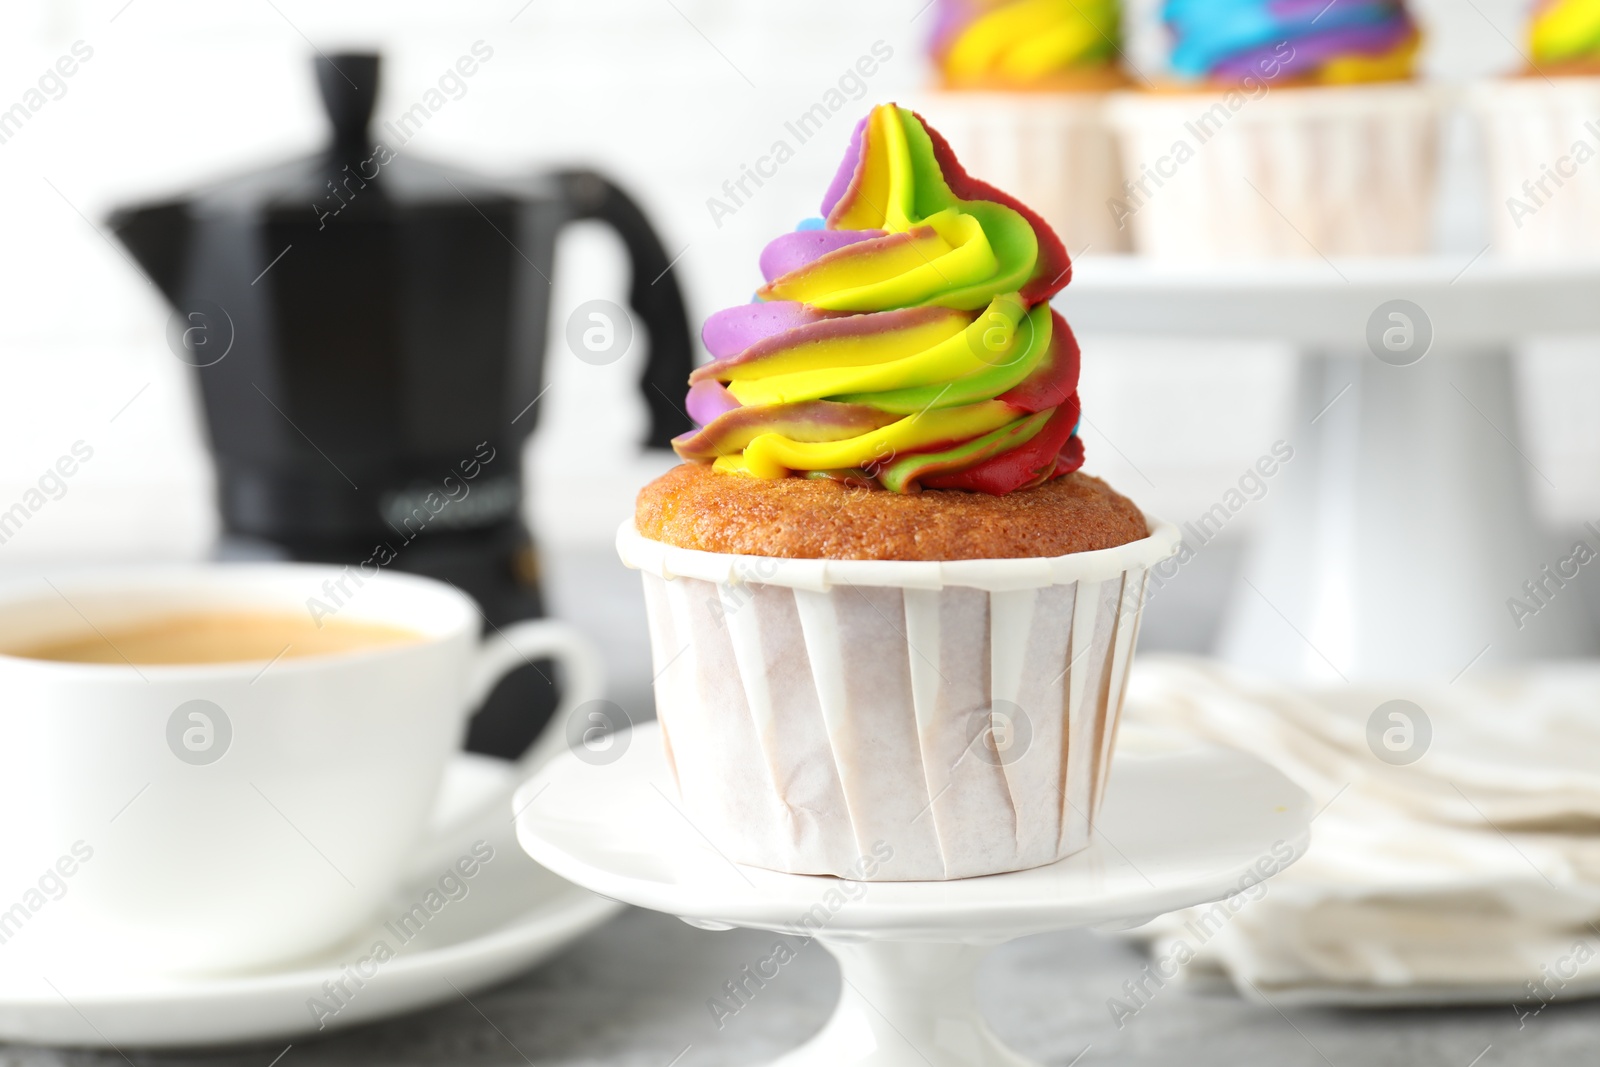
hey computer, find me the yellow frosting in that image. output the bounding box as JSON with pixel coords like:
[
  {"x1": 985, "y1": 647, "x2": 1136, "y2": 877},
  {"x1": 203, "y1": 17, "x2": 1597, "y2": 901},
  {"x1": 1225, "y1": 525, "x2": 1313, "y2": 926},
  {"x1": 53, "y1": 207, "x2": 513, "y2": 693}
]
[
  {"x1": 677, "y1": 104, "x2": 1080, "y2": 494},
  {"x1": 1531, "y1": 0, "x2": 1600, "y2": 66},
  {"x1": 1318, "y1": 33, "x2": 1421, "y2": 83},
  {"x1": 940, "y1": 0, "x2": 1120, "y2": 86}
]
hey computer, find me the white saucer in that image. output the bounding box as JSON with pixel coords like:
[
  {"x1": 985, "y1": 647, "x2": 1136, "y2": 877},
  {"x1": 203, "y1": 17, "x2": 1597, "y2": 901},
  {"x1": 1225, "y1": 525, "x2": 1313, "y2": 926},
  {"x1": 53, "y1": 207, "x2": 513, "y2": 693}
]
[{"x1": 0, "y1": 755, "x2": 618, "y2": 1048}]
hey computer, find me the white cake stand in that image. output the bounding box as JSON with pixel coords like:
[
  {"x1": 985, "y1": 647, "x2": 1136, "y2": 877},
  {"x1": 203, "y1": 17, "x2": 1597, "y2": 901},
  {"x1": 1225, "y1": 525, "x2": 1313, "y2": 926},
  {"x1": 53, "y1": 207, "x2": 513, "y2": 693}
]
[
  {"x1": 514, "y1": 723, "x2": 1312, "y2": 1067},
  {"x1": 1060, "y1": 256, "x2": 1600, "y2": 683}
]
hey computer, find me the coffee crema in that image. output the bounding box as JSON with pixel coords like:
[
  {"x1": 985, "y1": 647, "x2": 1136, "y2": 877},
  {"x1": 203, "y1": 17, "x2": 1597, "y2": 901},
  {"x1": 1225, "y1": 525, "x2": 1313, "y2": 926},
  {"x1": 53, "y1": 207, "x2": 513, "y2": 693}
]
[{"x1": 9, "y1": 611, "x2": 421, "y2": 666}]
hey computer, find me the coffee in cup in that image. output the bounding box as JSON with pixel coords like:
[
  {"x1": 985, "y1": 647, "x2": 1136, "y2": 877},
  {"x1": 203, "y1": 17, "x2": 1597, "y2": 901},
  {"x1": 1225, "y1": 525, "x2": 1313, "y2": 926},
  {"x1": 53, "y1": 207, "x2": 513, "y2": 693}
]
[
  {"x1": 9, "y1": 610, "x2": 420, "y2": 665},
  {"x1": 0, "y1": 564, "x2": 603, "y2": 976}
]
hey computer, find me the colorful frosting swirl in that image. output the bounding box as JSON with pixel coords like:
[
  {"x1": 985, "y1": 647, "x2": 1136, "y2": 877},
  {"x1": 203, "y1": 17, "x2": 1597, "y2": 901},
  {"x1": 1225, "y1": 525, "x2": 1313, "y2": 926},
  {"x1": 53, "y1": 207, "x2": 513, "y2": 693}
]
[
  {"x1": 673, "y1": 104, "x2": 1079, "y2": 496},
  {"x1": 1163, "y1": 0, "x2": 1420, "y2": 84},
  {"x1": 1531, "y1": 0, "x2": 1600, "y2": 67},
  {"x1": 931, "y1": 0, "x2": 1122, "y2": 88}
]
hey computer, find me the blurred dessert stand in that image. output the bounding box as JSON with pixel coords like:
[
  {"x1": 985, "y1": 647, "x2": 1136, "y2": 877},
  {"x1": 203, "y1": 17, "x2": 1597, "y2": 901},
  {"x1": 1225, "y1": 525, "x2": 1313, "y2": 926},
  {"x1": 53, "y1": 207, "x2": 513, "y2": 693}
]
[
  {"x1": 1060, "y1": 257, "x2": 1600, "y2": 683},
  {"x1": 515, "y1": 722, "x2": 1311, "y2": 1067}
]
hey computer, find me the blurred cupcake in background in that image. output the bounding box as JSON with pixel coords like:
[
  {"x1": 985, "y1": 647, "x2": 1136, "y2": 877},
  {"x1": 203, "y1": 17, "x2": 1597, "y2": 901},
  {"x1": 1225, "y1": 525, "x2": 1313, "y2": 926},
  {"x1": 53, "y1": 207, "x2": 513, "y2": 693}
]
[
  {"x1": 922, "y1": 0, "x2": 1133, "y2": 255},
  {"x1": 1107, "y1": 0, "x2": 1442, "y2": 259},
  {"x1": 1471, "y1": 0, "x2": 1600, "y2": 259}
]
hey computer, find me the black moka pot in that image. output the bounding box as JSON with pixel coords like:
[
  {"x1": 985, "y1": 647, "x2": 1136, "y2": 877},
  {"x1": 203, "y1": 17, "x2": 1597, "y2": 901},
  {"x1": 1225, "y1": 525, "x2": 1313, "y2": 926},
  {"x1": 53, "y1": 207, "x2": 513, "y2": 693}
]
[{"x1": 109, "y1": 53, "x2": 693, "y2": 759}]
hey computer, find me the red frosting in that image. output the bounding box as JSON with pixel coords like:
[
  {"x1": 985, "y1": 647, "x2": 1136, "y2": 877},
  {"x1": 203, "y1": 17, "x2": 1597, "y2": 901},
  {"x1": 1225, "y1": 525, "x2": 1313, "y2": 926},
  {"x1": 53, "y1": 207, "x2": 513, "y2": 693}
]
[
  {"x1": 915, "y1": 109, "x2": 1073, "y2": 304},
  {"x1": 922, "y1": 395, "x2": 1082, "y2": 493}
]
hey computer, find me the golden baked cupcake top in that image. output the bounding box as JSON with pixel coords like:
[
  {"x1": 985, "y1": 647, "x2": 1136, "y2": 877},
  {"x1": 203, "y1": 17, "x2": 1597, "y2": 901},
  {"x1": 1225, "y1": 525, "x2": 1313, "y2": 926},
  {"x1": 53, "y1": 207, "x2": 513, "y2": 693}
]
[{"x1": 637, "y1": 463, "x2": 1146, "y2": 561}]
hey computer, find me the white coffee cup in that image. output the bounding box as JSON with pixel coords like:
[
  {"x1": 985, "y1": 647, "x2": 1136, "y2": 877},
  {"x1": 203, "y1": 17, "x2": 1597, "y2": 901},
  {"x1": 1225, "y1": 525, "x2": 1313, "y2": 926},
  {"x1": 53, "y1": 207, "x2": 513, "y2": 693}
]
[{"x1": 0, "y1": 563, "x2": 604, "y2": 976}]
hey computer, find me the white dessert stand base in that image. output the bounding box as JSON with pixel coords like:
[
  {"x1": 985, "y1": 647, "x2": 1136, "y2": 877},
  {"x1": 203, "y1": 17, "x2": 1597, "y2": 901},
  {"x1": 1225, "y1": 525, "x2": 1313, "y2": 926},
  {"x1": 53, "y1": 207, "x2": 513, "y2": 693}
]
[
  {"x1": 1061, "y1": 256, "x2": 1600, "y2": 682},
  {"x1": 514, "y1": 723, "x2": 1312, "y2": 1067}
]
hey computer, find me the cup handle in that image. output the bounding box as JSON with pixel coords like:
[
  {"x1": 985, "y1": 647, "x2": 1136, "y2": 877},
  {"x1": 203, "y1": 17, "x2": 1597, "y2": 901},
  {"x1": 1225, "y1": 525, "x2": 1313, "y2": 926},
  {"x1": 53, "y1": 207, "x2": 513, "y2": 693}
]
[
  {"x1": 465, "y1": 619, "x2": 608, "y2": 779},
  {"x1": 409, "y1": 619, "x2": 607, "y2": 876}
]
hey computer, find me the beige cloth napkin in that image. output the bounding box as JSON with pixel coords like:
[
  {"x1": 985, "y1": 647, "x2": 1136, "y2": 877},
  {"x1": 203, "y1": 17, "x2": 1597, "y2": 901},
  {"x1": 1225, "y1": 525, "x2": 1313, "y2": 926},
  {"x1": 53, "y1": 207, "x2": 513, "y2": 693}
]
[{"x1": 1117, "y1": 656, "x2": 1600, "y2": 1005}]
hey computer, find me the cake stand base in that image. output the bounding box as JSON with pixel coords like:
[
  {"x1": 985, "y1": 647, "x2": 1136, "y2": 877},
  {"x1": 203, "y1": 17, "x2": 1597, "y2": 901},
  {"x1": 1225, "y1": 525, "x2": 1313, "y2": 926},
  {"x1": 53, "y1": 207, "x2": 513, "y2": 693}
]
[
  {"x1": 1061, "y1": 256, "x2": 1600, "y2": 682},
  {"x1": 514, "y1": 723, "x2": 1312, "y2": 1067},
  {"x1": 773, "y1": 941, "x2": 1034, "y2": 1067}
]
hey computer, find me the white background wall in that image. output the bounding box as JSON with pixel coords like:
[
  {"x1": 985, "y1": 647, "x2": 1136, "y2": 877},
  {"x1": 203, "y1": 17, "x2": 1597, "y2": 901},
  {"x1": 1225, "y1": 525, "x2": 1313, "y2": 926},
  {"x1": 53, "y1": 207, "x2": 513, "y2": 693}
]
[{"x1": 0, "y1": 0, "x2": 1593, "y2": 560}]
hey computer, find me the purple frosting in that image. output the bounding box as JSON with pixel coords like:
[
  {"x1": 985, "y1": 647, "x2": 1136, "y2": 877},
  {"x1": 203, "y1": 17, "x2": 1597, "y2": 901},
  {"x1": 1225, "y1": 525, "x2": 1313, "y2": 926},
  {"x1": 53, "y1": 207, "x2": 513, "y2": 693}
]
[
  {"x1": 929, "y1": 0, "x2": 977, "y2": 57},
  {"x1": 1269, "y1": 0, "x2": 1391, "y2": 20},
  {"x1": 759, "y1": 228, "x2": 886, "y2": 283},
  {"x1": 820, "y1": 117, "x2": 868, "y2": 219},
  {"x1": 700, "y1": 301, "x2": 835, "y2": 360},
  {"x1": 694, "y1": 306, "x2": 963, "y2": 383},
  {"x1": 1210, "y1": 19, "x2": 1411, "y2": 81},
  {"x1": 686, "y1": 379, "x2": 740, "y2": 426}
]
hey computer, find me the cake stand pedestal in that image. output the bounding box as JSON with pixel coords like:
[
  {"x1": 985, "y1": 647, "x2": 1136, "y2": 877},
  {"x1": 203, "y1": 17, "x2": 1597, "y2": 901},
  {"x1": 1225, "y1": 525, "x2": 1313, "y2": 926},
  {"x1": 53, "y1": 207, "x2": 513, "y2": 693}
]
[
  {"x1": 514, "y1": 723, "x2": 1312, "y2": 1067},
  {"x1": 1060, "y1": 256, "x2": 1600, "y2": 683}
]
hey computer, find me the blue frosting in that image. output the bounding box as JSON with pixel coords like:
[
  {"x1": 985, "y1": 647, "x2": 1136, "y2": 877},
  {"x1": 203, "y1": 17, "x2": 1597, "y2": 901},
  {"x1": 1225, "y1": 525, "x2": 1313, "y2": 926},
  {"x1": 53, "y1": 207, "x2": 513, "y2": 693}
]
[{"x1": 1163, "y1": 0, "x2": 1410, "y2": 80}]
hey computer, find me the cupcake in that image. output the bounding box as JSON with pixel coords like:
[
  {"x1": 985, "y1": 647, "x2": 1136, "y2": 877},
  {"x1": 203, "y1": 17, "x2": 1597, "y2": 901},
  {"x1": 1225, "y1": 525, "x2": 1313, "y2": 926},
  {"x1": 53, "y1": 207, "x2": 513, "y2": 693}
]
[
  {"x1": 617, "y1": 104, "x2": 1180, "y2": 881},
  {"x1": 1470, "y1": 1, "x2": 1600, "y2": 259},
  {"x1": 1106, "y1": 0, "x2": 1441, "y2": 258},
  {"x1": 919, "y1": 0, "x2": 1133, "y2": 255}
]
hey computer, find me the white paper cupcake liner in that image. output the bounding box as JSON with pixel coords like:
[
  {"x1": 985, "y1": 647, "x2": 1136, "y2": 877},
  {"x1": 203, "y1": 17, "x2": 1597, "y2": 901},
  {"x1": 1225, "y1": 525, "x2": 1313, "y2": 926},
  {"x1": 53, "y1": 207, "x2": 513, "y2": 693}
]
[
  {"x1": 919, "y1": 90, "x2": 1131, "y2": 255},
  {"x1": 1106, "y1": 83, "x2": 1442, "y2": 259},
  {"x1": 1469, "y1": 76, "x2": 1600, "y2": 259},
  {"x1": 617, "y1": 517, "x2": 1181, "y2": 881}
]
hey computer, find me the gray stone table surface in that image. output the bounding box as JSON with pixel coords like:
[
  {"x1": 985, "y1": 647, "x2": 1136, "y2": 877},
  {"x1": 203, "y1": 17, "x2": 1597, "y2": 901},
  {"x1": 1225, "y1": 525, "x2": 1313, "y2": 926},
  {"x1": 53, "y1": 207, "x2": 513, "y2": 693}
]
[
  {"x1": 4, "y1": 542, "x2": 1600, "y2": 1066},
  {"x1": 4, "y1": 909, "x2": 1595, "y2": 1067}
]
